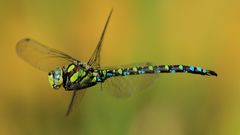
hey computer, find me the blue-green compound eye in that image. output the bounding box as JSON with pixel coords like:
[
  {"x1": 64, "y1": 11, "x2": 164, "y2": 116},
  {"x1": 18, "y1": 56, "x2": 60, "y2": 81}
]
[
  {"x1": 54, "y1": 69, "x2": 61, "y2": 80},
  {"x1": 48, "y1": 68, "x2": 63, "y2": 89}
]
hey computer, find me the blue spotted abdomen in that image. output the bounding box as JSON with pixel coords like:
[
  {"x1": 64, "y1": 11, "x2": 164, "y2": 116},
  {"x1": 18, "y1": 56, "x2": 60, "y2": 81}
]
[{"x1": 96, "y1": 65, "x2": 217, "y2": 82}]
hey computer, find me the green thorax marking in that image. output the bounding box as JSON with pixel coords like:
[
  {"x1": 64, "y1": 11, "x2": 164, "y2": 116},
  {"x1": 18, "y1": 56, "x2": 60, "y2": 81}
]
[
  {"x1": 80, "y1": 72, "x2": 96, "y2": 84},
  {"x1": 67, "y1": 64, "x2": 75, "y2": 72},
  {"x1": 78, "y1": 68, "x2": 86, "y2": 78},
  {"x1": 67, "y1": 64, "x2": 87, "y2": 83},
  {"x1": 70, "y1": 72, "x2": 79, "y2": 82}
]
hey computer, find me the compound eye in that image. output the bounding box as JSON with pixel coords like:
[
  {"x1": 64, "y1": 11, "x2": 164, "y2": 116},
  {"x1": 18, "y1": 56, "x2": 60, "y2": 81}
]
[
  {"x1": 54, "y1": 70, "x2": 59, "y2": 75},
  {"x1": 53, "y1": 69, "x2": 59, "y2": 75},
  {"x1": 54, "y1": 74, "x2": 60, "y2": 80}
]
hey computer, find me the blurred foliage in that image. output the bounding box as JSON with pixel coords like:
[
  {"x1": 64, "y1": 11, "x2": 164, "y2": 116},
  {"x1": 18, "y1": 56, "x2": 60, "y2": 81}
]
[{"x1": 0, "y1": 0, "x2": 239, "y2": 135}]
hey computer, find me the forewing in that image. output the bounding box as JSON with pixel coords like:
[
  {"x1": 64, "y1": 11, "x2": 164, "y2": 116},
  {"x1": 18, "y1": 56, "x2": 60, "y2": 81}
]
[
  {"x1": 65, "y1": 90, "x2": 86, "y2": 117},
  {"x1": 64, "y1": 9, "x2": 113, "y2": 116},
  {"x1": 16, "y1": 38, "x2": 78, "y2": 72},
  {"x1": 87, "y1": 9, "x2": 113, "y2": 68}
]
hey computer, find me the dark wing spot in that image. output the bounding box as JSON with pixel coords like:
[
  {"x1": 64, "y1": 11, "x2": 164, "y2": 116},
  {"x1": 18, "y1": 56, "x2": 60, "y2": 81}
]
[{"x1": 24, "y1": 38, "x2": 31, "y2": 42}]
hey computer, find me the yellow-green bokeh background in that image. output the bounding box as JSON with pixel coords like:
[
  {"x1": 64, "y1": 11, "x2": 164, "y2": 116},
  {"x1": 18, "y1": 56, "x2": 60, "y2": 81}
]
[{"x1": 0, "y1": 0, "x2": 239, "y2": 135}]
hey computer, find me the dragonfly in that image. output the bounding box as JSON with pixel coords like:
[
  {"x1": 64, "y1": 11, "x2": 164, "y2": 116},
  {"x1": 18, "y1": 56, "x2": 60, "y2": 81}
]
[{"x1": 16, "y1": 9, "x2": 217, "y2": 116}]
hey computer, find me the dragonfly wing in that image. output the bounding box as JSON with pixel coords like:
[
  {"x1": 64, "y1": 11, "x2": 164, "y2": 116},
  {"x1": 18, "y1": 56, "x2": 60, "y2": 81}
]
[
  {"x1": 101, "y1": 63, "x2": 159, "y2": 98},
  {"x1": 65, "y1": 89, "x2": 86, "y2": 116},
  {"x1": 87, "y1": 9, "x2": 113, "y2": 68},
  {"x1": 65, "y1": 9, "x2": 113, "y2": 116},
  {"x1": 16, "y1": 38, "x2": 78, "y2": 72},
  {"x1": 103, "y1": 74, "x2": 158, "y2": 98}
]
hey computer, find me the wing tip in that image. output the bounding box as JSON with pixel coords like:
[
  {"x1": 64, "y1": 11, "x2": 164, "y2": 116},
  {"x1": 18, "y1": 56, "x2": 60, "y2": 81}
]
[
  {"x1": 17, "y1": 38, "x2": 31, "y2": 44},
  {"x1": 16, "y1": 38, "x2": 32, "y2": 49},
  {"x1": 65, "y1": 110, "x2": 70, "y2": 117},
  {"x1": 16, "y1": 38, "x2": 31, "y2": 55},
  {"x1": 110, "y1": 8, "x2": 114, "y2": 13}
]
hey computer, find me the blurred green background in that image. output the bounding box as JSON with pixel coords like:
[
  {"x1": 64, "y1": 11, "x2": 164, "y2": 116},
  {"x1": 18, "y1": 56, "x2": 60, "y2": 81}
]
[{"x1": 0, "y1": 0, "x2": 239, "y2": 135}]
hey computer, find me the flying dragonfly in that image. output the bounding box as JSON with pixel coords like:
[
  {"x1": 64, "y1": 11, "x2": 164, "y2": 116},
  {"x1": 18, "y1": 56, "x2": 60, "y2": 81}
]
[{"x1": 16, "y1": 9, "x2": 217, "y2": 116}]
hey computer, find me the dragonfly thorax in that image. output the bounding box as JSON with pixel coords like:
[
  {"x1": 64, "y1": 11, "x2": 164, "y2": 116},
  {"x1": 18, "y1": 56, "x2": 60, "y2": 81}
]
[{"x1": 48, "y1": 67, "x2": 63, "y2": 89}]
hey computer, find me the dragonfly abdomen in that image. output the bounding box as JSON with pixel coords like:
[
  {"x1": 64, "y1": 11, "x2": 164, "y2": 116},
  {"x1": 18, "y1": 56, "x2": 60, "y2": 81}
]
[
  {"x1": 98, "y1": 65, "x2": 217, "y2": 81},
  {"x1": 155, "y1": 65, "x2": 218, "y2": 76}
]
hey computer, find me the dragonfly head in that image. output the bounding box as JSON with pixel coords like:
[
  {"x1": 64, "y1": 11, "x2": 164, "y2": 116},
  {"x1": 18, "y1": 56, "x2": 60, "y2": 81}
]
[{"x1": 48, "y1": 67, "x2": 63, "y2": 89}]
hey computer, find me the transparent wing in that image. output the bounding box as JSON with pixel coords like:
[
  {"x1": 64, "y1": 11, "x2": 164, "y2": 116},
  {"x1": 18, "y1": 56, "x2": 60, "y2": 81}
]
[
  {"x1": 66, "y1": 9, "x2": 113, "y2": 116},
  {"x1": 87, "y1": 8, "x2": 113, "y2": 68},
  {"x1": 16, "y1": 38, "x2": 78, "y2": 72},
  {"x1": 101, "y1": 63, "x2": 159, "y2": 98},
  {"x1": 65, "y1": 89, "x2": 86, "y2": 117}
]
